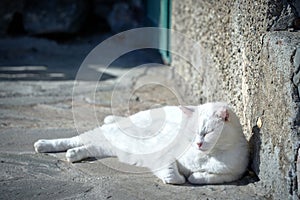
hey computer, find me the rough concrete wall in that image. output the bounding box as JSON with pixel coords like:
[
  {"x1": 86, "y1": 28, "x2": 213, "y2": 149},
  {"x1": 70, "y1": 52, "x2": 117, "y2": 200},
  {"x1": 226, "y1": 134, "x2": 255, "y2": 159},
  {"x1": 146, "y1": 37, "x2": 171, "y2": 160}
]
[
  {"x1": 258, "y1": 32, "x2": 300, "y2": 198},
  {"x1": 172, "y1": 0, "x2": 300, "y2": 198}
]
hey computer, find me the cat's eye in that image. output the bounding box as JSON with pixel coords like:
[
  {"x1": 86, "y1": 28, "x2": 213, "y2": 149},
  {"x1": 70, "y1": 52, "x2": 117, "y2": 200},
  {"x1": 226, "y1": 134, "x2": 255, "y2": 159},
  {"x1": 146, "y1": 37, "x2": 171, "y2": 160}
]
[{"x1": 202, "y1": 130, "x2": 214, "y2": 137}]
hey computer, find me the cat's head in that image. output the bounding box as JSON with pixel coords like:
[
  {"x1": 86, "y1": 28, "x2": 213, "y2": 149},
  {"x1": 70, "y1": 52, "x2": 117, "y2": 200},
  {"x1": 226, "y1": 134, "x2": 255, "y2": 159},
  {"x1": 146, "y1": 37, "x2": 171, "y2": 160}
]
[{"x1": 181, "y1": 102, "x2": 241, "y2": 153}]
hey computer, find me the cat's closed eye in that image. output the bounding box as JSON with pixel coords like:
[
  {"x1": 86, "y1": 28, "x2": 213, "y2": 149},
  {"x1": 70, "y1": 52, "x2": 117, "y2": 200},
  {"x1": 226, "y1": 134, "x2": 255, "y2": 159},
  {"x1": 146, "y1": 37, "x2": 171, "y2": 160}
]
[{"x1": 201, "y1": 130, "x2": 214, "y2": 137}]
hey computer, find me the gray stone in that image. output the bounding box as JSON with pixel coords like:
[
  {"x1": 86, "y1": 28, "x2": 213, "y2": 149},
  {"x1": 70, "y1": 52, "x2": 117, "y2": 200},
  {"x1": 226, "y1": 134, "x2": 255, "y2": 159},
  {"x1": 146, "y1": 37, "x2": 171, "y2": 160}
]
[
  {"x1": 293, "y1": 48, "x2": 300, "y2": 107},
  {"x1": 23, "y1": 0, "x2": 88, "y2": 34},
  {"x1": 0, "y1": 0, "x2": 24, "y2": 35},
  {"x1": 92, "y1": 0, "x2": 112, "y2": 20},
  {"x1": 268, "y1": 1, "x2": 297, "y2": 31},
  {"x1": 107, "y1": 2, "x2": 139, "y2": 33},
  {"x1": 257, "y1": 32, "x2": 300, "y2": 199},
  {"x1": 297, "y1": 148, "x2": 300, "y2": 197},
  {"x1": 294, "y1": 47, "x2": 300, "y2": 74}
]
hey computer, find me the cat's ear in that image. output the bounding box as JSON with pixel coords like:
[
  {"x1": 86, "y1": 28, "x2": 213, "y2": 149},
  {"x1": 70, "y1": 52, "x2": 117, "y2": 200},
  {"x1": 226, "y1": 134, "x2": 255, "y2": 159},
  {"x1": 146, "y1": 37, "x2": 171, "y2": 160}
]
[
  {"x1": 216, "y1": 107, "x2": 229, "y2": 121},
  {"x1": 180, "y1": 106, "x2": 195, "y2": 117}
]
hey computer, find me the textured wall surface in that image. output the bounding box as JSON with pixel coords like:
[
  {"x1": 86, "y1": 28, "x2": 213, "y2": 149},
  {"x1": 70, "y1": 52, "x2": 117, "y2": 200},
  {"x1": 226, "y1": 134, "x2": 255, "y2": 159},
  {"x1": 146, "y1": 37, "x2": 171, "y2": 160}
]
[{"x1": 171, "y1": 0, "x2": 300, "y2": 198}]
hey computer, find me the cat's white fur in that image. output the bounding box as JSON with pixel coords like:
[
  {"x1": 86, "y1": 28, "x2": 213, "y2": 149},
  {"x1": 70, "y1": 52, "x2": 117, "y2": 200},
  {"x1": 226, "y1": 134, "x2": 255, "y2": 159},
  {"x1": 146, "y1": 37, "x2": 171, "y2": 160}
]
[{"x1": 34, "y1": 102, "x2": 248, "y2": 185}]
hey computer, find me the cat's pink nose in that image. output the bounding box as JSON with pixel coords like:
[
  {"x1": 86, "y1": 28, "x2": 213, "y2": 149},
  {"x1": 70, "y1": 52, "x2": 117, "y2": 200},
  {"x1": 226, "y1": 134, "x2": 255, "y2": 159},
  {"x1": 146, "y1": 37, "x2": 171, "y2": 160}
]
[{"x1": 196, "y1": 142, "x2": 203, "y2": 148}]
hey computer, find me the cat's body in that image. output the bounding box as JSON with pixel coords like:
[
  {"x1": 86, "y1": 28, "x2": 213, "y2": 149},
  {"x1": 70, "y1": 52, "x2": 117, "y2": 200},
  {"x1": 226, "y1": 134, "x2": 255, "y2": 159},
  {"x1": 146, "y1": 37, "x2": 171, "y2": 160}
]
[{"x1": 34, "y1": 102, "x2": 248, "y2": 185}]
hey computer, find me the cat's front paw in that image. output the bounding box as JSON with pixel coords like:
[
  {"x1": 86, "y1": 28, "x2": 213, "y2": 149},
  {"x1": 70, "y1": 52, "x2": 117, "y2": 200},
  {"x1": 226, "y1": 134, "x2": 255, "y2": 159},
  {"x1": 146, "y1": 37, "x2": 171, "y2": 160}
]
[
  {"x1": 34, "y1": 139, "x2": 54, "y2": 153},
  {"x1": 161, "y1": 174, "x2": 186, "y2": 185},
  {"x1": 66, "y1": 146, "x2": 89, "y2": 163},
  {"x1": 188, "y1": 172, "x2": 207, "y2": 184}
]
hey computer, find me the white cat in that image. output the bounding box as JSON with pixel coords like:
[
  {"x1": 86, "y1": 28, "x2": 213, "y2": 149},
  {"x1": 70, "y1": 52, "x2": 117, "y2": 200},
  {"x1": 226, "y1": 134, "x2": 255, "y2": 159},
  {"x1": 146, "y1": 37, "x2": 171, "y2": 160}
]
[{"x1": 34, "y1": 102, "x2": 248, "y2": 185}]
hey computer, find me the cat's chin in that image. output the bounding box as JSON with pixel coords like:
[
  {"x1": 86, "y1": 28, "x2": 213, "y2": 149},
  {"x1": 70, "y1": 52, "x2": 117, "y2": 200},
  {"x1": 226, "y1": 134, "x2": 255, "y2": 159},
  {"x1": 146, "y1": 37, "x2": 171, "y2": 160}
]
[
  {"x1": 196, "y1": 146, "x2": 210, "y2": 153},
  {"x1": 195, "y1": 146, "x2": 205, "y2": 152}
]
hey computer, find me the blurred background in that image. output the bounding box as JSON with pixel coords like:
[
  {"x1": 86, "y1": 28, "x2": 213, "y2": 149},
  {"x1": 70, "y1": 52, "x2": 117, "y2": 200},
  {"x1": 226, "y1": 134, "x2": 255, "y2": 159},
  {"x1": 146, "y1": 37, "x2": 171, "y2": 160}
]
[{"x1": 0, "y1": 0, "x2": 171, "y2": 81}]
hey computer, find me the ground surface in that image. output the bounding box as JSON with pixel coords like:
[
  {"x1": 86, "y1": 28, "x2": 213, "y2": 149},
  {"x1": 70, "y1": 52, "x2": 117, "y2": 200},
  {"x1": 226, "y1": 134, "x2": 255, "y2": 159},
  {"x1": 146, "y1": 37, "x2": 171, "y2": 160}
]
[{"x1": 0, "y1": 36, "x2": 267, "y2": 200}]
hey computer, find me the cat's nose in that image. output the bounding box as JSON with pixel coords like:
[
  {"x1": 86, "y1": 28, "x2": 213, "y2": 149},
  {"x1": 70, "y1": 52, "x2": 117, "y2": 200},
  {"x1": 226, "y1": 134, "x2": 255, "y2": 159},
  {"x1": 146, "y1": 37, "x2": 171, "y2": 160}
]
[{"x1": 196, "y1": 142, "x2": 203, "y2": 148}]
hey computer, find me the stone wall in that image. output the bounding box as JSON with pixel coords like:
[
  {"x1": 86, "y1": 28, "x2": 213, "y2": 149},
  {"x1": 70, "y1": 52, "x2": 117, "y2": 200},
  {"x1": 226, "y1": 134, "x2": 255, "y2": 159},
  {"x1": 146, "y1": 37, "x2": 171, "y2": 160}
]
[{"x1": 171, "y1": 0, "x2": 300, "y2": 198}]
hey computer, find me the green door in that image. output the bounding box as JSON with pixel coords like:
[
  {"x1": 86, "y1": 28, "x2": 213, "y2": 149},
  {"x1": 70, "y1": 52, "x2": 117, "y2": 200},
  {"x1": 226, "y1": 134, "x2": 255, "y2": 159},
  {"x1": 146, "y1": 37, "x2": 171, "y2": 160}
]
[{"x1": 146, "y1": 0, "x2": 171, "y2": 64}]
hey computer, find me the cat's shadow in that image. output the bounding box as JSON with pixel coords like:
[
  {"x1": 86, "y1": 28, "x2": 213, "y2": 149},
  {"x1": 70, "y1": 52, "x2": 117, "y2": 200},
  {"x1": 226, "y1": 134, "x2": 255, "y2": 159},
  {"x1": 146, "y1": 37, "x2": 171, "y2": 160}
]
[
  {"x1": 177, "y1": 170, "x2": 259, "y2": 187},
  {"x1": 73, "y1": 157, "x2": 98, "y2": 163},
  {"x1": 226, "y1": 170, "x2": 259, "y2": 186},
  {"x1": 73, "y1": 156, "x2": 259, "y2": 187}
]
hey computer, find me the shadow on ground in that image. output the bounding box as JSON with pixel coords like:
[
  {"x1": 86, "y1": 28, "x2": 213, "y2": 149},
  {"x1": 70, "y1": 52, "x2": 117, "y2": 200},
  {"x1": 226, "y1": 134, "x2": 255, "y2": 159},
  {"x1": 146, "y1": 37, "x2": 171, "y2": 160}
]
[{"x1": 0, "y1": 35, "x2": 163, "y2": 81}]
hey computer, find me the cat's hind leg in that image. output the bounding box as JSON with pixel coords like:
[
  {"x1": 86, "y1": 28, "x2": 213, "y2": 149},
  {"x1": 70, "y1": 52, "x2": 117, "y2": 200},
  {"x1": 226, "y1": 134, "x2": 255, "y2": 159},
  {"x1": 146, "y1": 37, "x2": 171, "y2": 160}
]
[
  {"x1": 153, "y1": 162, "x2": 186, "y2": 185},
  {"x1": 66, "y1": 144, "x2": 117, "y2": 162},
  {"x1": 188, "y1": 172, "x2": 238, "y2": 184},
  {"x1": 34, "y1": 136, "x2": 83, "y2": 153}
]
